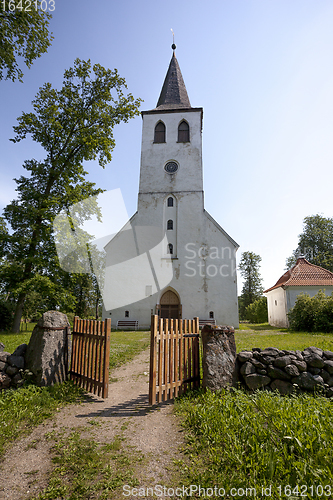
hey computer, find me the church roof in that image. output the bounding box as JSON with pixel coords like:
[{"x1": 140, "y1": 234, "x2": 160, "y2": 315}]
[
  {"x1": 264, "y1": 257, "x2": 333, "y2": 293},
  {"x1": 156, "y1": 50, "x2": 191, "y2": 110}
]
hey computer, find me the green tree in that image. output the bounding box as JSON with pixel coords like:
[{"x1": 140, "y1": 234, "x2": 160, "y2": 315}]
[
  {"x1": 0, "y1": 1, "x2": 53, "y2": 82},
  {"x1": 0, "y1": 217, "x2": 7, "y2": 255},
  {"x1": 245, "y1": 296, "x2": 268, "y2": 324},
  {"x1": 238, "y1": 251, "x2": 263, "y2": 319},
  {"x1": 2, "y1": 58, "x2": 142, "y2": 332},
  {"x1": 286, "y1": 214, "x2": 333, "y2": 271}
]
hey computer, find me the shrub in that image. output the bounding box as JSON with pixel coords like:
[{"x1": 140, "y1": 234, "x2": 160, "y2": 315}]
[
  {"x1": 245, "y1": 296, "x2": 268, "y2": 323},
  {"x1": 288, "y1": 290, "x2": 333, "y2": 332}
]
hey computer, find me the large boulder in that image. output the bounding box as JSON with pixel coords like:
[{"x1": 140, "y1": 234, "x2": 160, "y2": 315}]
[
  {"x1": 201, "y1": 325, "x2": 237, "y2": 391},
  {"x1": 25, "y1": 311, "x2": 71, "y2": 386}
]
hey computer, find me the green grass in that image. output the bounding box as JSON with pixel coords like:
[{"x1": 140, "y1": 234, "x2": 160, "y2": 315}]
[
  {"x1": 175, "y1": 327, "x2": 333, "y2": 499},
  {"x1": 235, "y1": 322, "x2": 333, "y2": 352},
  {"x1": 32, "y1": 431, "x2": 142, "y2": 500},
  {"x1": 0, "y1": 382, "x2": 84, "y2": 458},
  {"x1": 109, "y1": 330, "x2": 150, "y2": 370},
  {"x1": 175, "y1": 389, "x2": 333, "y2": 499}
]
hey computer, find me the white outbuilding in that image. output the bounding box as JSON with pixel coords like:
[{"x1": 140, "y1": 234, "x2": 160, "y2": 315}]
[
  {"x1": 264, "y1": 257, "x2": 333, "y2": 328},
  {"x1": 102, "y1": 45, "x2": 239, "y2": 329}
]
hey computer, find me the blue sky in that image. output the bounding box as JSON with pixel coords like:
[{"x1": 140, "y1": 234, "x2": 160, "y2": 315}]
[{"x1": 1, "y1": 0, "x2": 333, "y2": 292}]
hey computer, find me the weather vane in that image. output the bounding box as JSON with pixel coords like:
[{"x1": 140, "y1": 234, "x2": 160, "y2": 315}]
[{"x1": 171, "y1": 28, "x2": 176, "y2": 50}]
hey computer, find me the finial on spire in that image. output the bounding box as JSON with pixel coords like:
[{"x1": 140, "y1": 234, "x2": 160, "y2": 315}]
[{"x1": 171, "y1": 28, "x2": 176, "y2": 51}]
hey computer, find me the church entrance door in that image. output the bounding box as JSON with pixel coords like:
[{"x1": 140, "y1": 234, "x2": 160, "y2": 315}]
[{"x1": 160, "y1": 290, "x2": 180, "y2": 320}]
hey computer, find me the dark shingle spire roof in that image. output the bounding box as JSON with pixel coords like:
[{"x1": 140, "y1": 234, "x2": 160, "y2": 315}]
[{"x1": 156, "y1": 48, "x2": 191, "y2": 110}]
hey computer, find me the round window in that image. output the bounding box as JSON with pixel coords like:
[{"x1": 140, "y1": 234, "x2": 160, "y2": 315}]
[{"x1": 164, "y1": 161, "x2": 179, "y2": 174}]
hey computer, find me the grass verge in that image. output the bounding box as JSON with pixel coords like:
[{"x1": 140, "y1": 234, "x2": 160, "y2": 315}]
[
  {"x1": 0, "y1": 328, "x2": 150, "y2": 460},
  {"x1": 175, "y1": 329, "x2": 333, "y2": 499},
  {"x1": 0, "y1": 382, "x2": 84, "y2": 458},
  {"x1": 175, "y1": 388, "x2": 333, "y2": 499},
  {"x1": 31, "y1": 430, "x2": 143, "y2": 500}
]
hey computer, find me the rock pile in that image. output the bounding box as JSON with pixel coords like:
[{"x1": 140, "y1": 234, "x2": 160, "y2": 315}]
[
  {"x1": 238, "y1": 346, "x2": 333, "y2": 396},
  {"x1": 0, "y1": 310, "x2": 71, "y2": 391},
  {"x1": 0, "y1": 342, "x2": 27, "y2": 390}
]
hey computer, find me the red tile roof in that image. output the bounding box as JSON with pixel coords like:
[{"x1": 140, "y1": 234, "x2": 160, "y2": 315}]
[{"x1": 264, "y1": 258, "x2": 333, "y2": 293}]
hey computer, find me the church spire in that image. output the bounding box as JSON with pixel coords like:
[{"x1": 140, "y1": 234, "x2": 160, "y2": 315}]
[{"x1": 156, "y1": 43, "x2": 191, "y2": 110}]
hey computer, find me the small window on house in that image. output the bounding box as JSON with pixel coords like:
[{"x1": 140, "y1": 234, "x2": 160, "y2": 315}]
[
  {"x1": 209, "y1": 311, "x2": 214, "y2": 319},
  {"x1": 168, "y1": 243, "x2": 173, "y2": 255},
  {"x1": 275, "y1": 300, "x2": 277, "y2": 306},
  {"x1": 167, "y1": 197, "x2": 174, "y2": 207},
  {"x1": 154, "y1": 121, "x2": 166, "y2": 143},
  {"x1": 167, "y1": 219, "x2": 173, "y2": 230},
  {"x1": 178, "y1": 120, "x2": 190, "y2": 142},
  {"x1": 125, "y1": 310, "x2": 129, "y2": 317}
]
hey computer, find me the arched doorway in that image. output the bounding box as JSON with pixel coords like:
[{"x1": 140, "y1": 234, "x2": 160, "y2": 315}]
[{"x1": 160, "y1": 290, "x2": 181, "y2": 320}]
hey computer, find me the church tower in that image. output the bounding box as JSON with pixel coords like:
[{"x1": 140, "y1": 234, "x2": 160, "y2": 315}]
[{"x1": 103, "y1": 45, "x2": 239, "y2": 328}]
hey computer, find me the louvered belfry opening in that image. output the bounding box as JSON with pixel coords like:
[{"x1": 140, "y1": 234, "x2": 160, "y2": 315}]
[
  {"x1": 178, "y1": 120, "x2": 190, "y2": 142},
  {"x1": 154, "y1": 121, "x2": 166, "y2": 143}
]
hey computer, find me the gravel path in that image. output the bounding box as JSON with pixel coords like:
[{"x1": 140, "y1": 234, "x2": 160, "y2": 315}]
[{"x1": 0, "y1": 349, "x2": 185, "y2": 499}]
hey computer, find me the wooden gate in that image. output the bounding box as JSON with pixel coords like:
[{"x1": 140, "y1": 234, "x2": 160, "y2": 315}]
[
  {"x1": 70, "y1": 316, "x2": 111, "y2": 398},
  {"x1": 149, "y1": 316, "x2": 200, "y2": 405}
]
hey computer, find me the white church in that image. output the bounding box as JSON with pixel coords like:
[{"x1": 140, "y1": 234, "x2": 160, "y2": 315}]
[{"x1": 102, "y1": 45, "x2": 239, "y2": 329}]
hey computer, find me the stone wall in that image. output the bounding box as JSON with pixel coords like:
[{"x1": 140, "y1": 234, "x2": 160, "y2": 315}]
[
  {"x1": 0, "y1": 311, "x2": 71, "y2": 391},
  {"x1": 0, "y1": 342, "x2": 27, "y2": 389},
  {"x1": 238, "y1": 346, "x2": 333, "y2": 396}
]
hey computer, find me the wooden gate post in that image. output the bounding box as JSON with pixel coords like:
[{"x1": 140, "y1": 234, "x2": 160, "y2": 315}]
[
  {"x1": 149, "y1": 315, "x2": 158, "y2": 405},
  {"x1": 102, "y1": 318, "x2": 111, "y2": 398}
]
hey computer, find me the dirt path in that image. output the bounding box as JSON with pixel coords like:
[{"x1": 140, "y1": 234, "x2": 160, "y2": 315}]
[{"x1": 0, "y1": 349, "x2": 186, "y2": 499}]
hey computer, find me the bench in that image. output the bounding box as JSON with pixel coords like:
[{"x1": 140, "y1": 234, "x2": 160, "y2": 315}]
[
  {"x1": 199, "y1": 319, "x2": 216, "y2": 329},
  {"x1": 116, "y1": 320, "x2": 139, "y2": 331}
]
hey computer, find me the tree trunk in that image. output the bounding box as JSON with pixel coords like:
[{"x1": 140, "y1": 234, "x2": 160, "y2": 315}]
[{"x1": 12, "y1": 293, "x2": 26, "y2": 333}]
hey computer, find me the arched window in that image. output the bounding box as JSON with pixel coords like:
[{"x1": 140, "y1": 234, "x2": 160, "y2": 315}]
[
  {"x1": 167, "y1": 197, "x2": 174, "y2": 207},
  {"x1": 154, "y1": 121, "x2": 166, "y2": 143},
  {"x1": 125, "y1": 310, "x2": 129, "y2": 317},
  {"x1": 168, "y1": 243, "x2": 173, "y2": 255},
  {"x1": 209, "y1": 311, "x2": 214, "y2": 319},
  {"x1": 167, "y1": 219, "x2": 173, "y2": 230},
  {"x1": 178, "y1": 120, "x2": 190, "y2": 142}
]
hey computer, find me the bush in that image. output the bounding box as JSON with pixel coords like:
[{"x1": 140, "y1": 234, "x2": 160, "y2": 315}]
[
  {"x1": 245, "y1": 296, "x2": 268, "y2": 323},
  {"x1": 288, "y1": 290, "x2": 333, "y2": 332}
]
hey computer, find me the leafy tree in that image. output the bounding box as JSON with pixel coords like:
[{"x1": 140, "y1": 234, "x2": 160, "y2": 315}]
[
  {"x1": 238, "y1": 251, "x2": 263, "y2": 319},
  {"x1": 0, "y1": 300, "x2": 13, "y2": 331},
  {"x1": 245, "y1": 296, "x2": 268, "y2": 324},
  {"x1": 2, "y1": 58, "x2": 142, "y2": 331},
  {"x1": 0, "y1": 1, "x2": 53, "y2": 82},
  {"x1": 13, "y1": 274, "x2": 77, "y2": 321},
  {"x1": 0, "y1": 217, "x2": 7, "y2": 257},
  {"x1": 286, "y1": 215, "x2": 333, "y2": 271}
]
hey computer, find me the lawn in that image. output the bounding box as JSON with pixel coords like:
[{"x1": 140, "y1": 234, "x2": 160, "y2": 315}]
[
  {"x1": 175, "y1": 323, "x2": 333, "y2": 499},
  {"x1": 235, "y1": 322, "x2": 333, "y2": 352}
]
